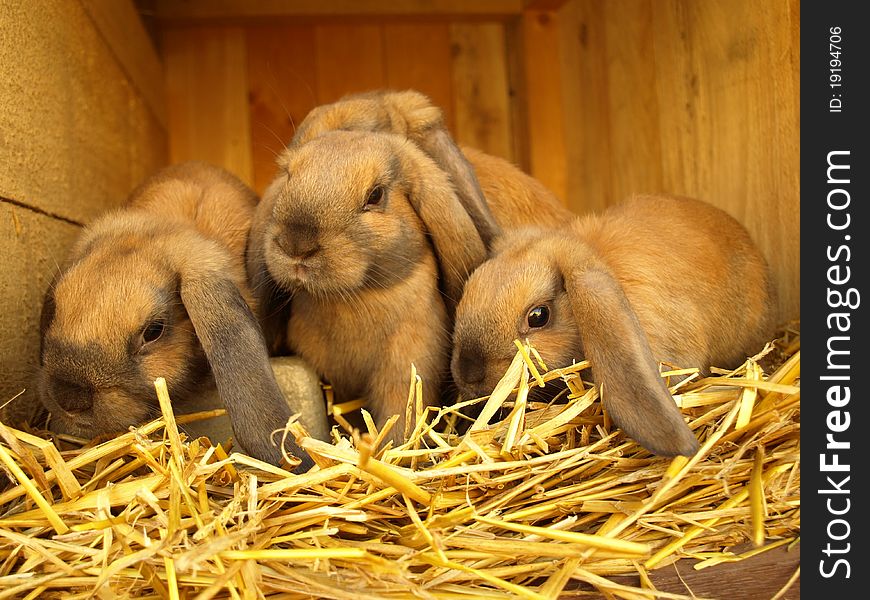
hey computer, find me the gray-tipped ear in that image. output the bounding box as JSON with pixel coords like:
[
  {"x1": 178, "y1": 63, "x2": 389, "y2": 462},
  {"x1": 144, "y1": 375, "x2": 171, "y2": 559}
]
[
  {"x1": 415, "y1": 127, "x2": 500, "y2": 249},
  {"x1": 179, "y1": 276, "x2": 314, "y2": 470},
  {"x1": 403, "y1": 149, "x2": 489, "y2": 310},
  {"x1": 563, "y1": 265, "x2": 699, "y2": 457}
]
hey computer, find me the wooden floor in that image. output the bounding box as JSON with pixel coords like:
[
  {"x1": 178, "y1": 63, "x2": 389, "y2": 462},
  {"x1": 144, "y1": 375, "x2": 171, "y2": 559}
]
[{"x1": 646, "y1": 543, "x2": 800, "y2": 599}]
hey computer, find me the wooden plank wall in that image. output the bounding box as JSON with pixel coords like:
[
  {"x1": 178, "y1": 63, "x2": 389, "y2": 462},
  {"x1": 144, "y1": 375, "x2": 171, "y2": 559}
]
[
  {"x1": 552, "y1": 0, "x2": 801, "y2": 324},
  {"x1": 155, "y1": 0, "x2": 799, "y2": 324},
  {"x1": 0, "y1": 0, "x2": 167, "y2": 417}
]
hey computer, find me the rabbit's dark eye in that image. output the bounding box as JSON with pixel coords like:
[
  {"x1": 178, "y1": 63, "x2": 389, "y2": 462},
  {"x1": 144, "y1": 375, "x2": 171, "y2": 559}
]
[
  {"x1": 526, "y1": 305, "x2": 550, "y2": 329},
  {"x1": 142, "y1": 320, "x2": 166, "y2": 345},
  {"x1": 364, "y1": 185, "x2": 384, "y2": 209}
]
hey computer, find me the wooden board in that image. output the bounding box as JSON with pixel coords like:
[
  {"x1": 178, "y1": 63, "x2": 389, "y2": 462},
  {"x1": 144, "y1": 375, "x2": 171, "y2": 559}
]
[
  {"x1": 450, "y1": 22, "x2": 515, "y2": 162},
  {"x1": 647, "y1": 542, "x2": 800, "y2": 599},
  {"x1": 602, "y1": 0, "x2": 665, "y2": 203},
  {"x1": 161, "y1": 19, "x2": 517, "y2": 194},
  {"x1": 521, "y1": 9, "x2": 567, "y2": 203},
  {"x1": 149, "y1": 0, "x2": 529, "y2": 19},
  {"x1": 554, "y1": 0, "x2": 800, "y2": 322},
  {"x1": 562, "y1": 542, "x2": 801, "y2": 599},
  {"x1": 163, "y1": 26, "x2": 253, "y2": 185},
  {"x1": 246, "y1": 25, "x2": 319, "y2": 193},
  {"x1": 314, "y1": 23, "x2": 387, "y2": 104},
  {"x1": 554, "y1": 0, "x2": 613, "y2": 214},
  {"x1": 647, "y1": 0, "x2": 800, "y2": 324}
]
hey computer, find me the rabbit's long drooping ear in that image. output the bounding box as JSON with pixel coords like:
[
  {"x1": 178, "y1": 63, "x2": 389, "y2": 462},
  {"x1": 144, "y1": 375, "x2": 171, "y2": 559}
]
[
  {"x1": 293, "y1": 90, "x2": 501, "y2": 248},
  {"x1": 560, "y1": 260, "x2": 700, "y2": 457},
  {"x1": 415, "y1": 126, "x2": 500, "y2": 248},
  {"x1": 400, "y1": 142, "x2": 489, "y2": 308},
  {"x1": 386, "y1": 90, "x2": 500, "y2": 246},
  {"x1": 179, "y1": 274, "x2": 313, "y2": 470}
]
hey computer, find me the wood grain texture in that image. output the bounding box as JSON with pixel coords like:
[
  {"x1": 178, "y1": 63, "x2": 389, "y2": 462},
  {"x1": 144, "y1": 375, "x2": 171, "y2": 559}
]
[
  {"x1": 150, "y1": 0, "x2": 528, "y2": 19},
  {"x1": 383, "y1": 22, "x2": 456, "y2": 132},
  {"x1": 648, "y1": 0, "x2": 800, "y2": 324},
  {"x1": 521, "y1": 9, "x2": 567, "y2": 204},
  {"x1": 127, "y1": 87, "x2": 171, "y2": 194},
  {"x1": 163, "y1": 26, "x2": 253, "y2": 184},
  {"x1": 450, "y1": 22, "x2": 515, "y2": 162},
  {"x1": 602, "y1": 0, "x2": 665, "y2": 203},
  {"x1": 246, "y1": 25, "x2": 319, "y2": 194},
  {"x1": 647, "y1": 543, "x2": 800, "y2": 599},
  {"x1": 314, "y1": 23, "x2": 387, "y2": 103},
  {"x1": 523, "y1": 0, "x2": 569, "y2": 9},
  {"x1": 503, "y1": 17, "x2": 530, "y2": 174},
  {"x1": 557, "y1": 543, "x2": 800, "y2": 599},
  {"x1": 556, "y1": 0, "x2": 799, "y2": 322},
  {"x1": 556, "y1": 0, "x2": 613, "y2": 214}
]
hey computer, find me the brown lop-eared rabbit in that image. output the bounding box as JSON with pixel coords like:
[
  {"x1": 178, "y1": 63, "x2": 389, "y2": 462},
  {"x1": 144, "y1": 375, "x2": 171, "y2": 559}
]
[
  {"x1": 247, "y1": 89, "x2": 574, "y2": 445},
  {"x1": 38, "y1": 162, "x2": 316, "y2": 469},
  {"x1": 451, "y1": 194, "x2": 778, "y2": 457}
]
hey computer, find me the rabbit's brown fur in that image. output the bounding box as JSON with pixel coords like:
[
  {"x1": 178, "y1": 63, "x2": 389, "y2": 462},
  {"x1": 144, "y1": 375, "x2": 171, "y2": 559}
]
[
  {"x1": 462, "y1": 147, "x2": 572, "y2": 230},
  {"x1": 452, "y1": 194, "x2": 777, "y2": 456},
  {"x1": 39, "y1": 162, "x2": 313, "y2": 468}
]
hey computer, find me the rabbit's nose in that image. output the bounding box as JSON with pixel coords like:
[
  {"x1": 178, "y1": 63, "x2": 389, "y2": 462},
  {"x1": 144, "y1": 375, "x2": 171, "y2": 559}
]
[
  {"x1": 455, "y1": 343, "x2": 488, "y2": 390},
  {"x1": 49, "y1": 377, "x2": 94, "y2": 413},
  {"x1": 276, "y1": 224, "x2": 321, "y2": 260}
]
